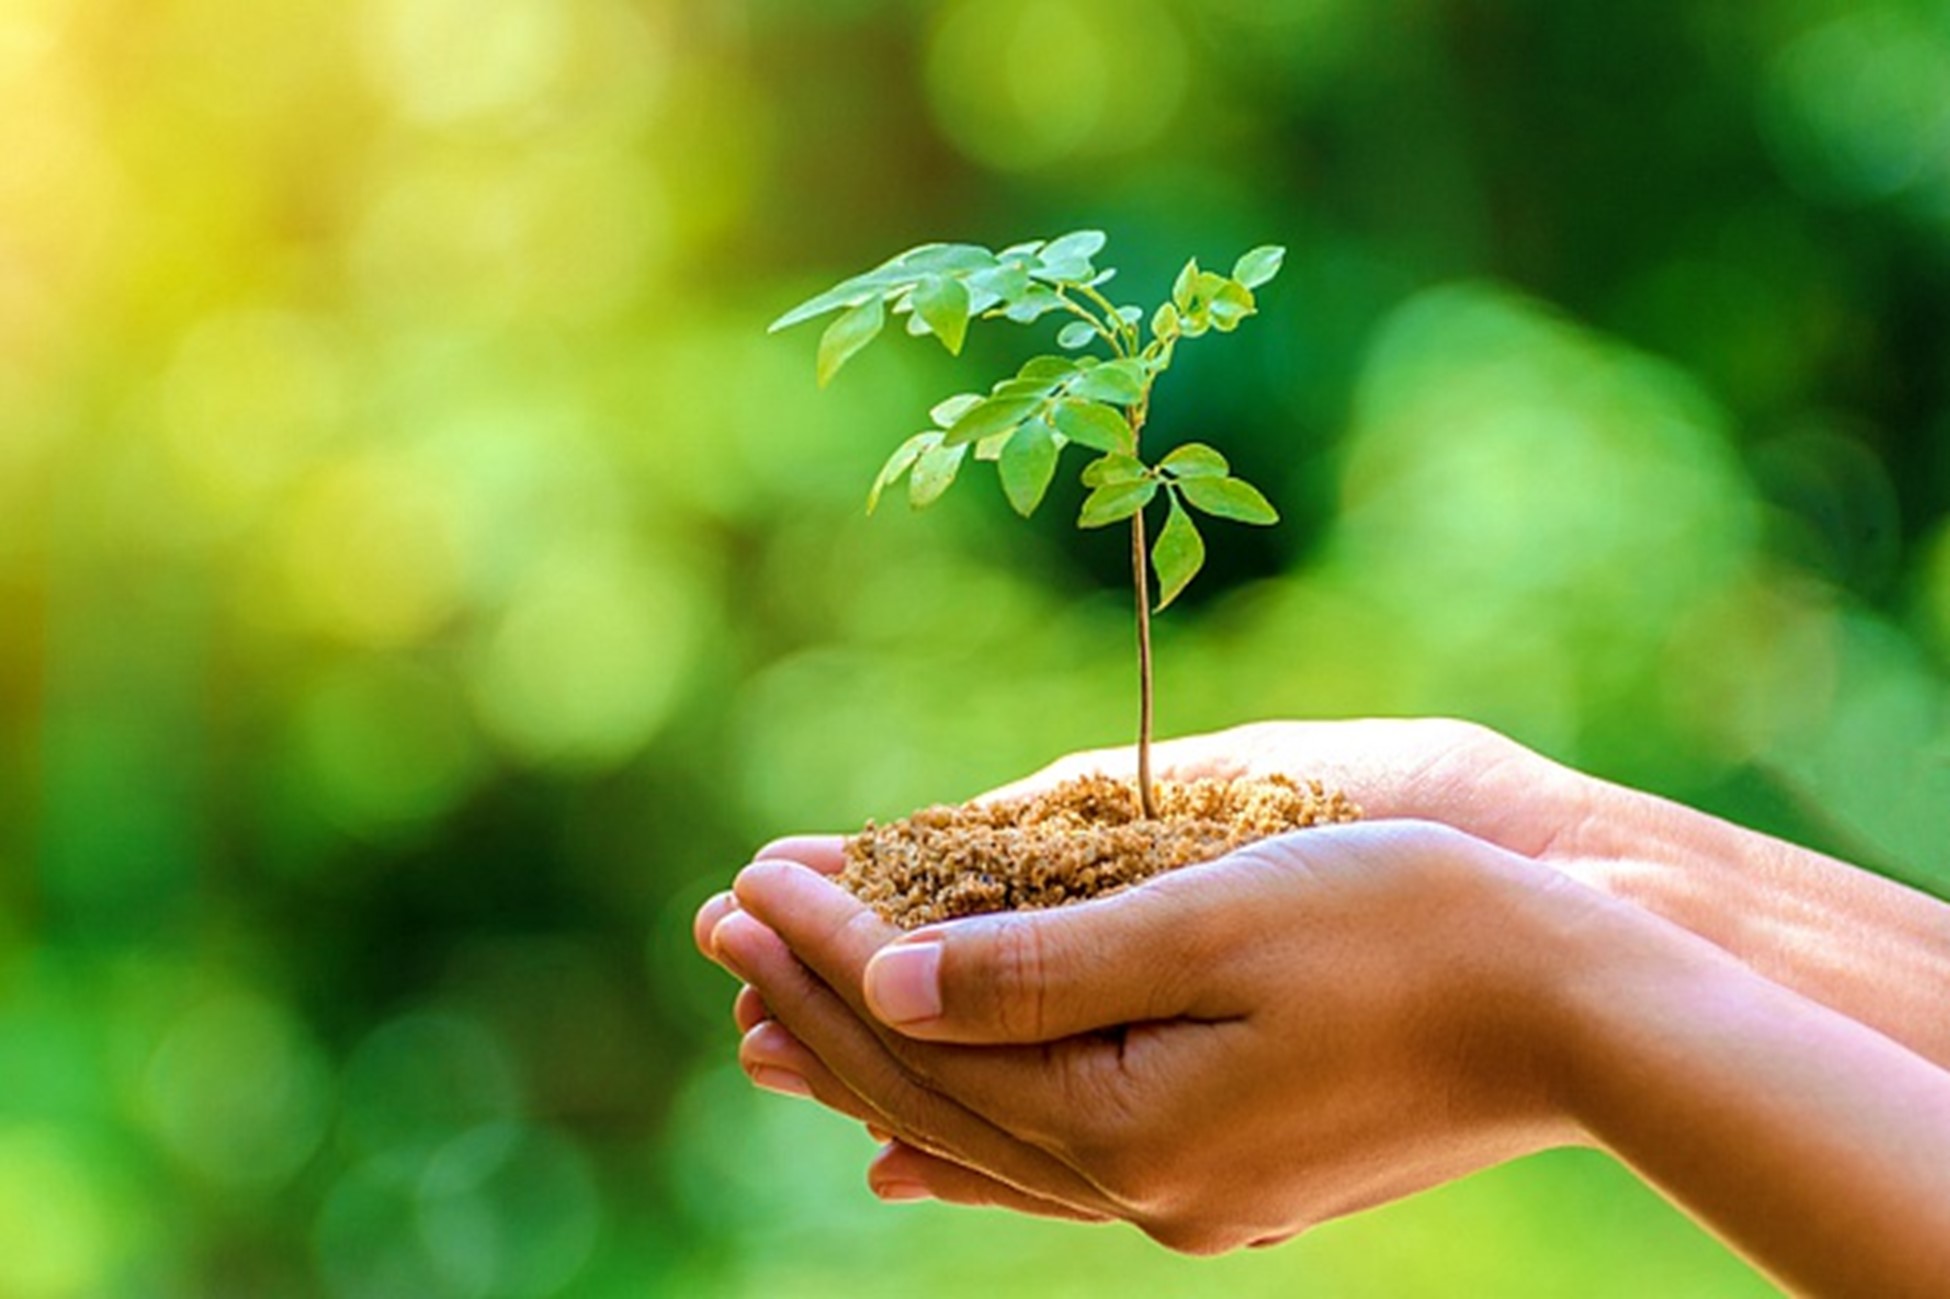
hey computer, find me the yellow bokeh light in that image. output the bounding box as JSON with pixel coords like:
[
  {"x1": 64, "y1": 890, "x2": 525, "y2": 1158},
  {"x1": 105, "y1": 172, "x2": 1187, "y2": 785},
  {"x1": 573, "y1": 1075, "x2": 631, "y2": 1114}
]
[
  {"x1": 360, "y1": 0, "x2": 570, "y2": 126},
  {"x1": 467, "y1": 539, "x2": 704, "y2": 771},
  {"x1": 159, "y1": 309, "x2": 346, "y2": 524},
  {"x1": 350, "y1": 143, "x2": 665, "y2": 325},
  {"x1": 278, "y1": 453, "x2": 466, "y2": 649},
  {"x1": 0, "y1": 1126, "x2": 112, "y2": 1299},
  {"x1": 926, "y1": 0, "x2": 1189, "y2": 171}
]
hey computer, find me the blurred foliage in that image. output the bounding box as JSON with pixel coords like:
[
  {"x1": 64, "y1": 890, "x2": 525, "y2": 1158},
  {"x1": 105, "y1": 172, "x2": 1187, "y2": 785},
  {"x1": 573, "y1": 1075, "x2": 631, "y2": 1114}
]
[{"x1": 1, "y1": 0, "x2": 1947, "y2": 1294}]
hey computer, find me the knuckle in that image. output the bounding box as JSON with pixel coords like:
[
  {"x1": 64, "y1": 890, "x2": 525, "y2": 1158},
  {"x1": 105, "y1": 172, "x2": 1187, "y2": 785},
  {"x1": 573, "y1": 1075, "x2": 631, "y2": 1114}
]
[{"x1": 984, "y1": 914, "x2": 1052, "y2": 1041}]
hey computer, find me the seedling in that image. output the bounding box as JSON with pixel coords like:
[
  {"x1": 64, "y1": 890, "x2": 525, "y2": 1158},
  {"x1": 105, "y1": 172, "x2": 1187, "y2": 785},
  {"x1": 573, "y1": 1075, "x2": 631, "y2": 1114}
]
[{"x1": 771, "y1": 231, "x2": 1285, "y2": 819}]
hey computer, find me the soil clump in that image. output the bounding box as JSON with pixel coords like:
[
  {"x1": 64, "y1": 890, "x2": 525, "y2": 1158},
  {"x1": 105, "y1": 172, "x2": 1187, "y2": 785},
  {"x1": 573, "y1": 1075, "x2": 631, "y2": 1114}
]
[{"x1": 841, "y1": 773, "x2": 1361, "y2": 929}]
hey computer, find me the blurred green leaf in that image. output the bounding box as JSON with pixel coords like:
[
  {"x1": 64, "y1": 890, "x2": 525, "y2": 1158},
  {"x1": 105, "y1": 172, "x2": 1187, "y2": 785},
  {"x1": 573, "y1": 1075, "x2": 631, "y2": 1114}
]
[
  {"x1": 1081, "y1": 452, "x2": 1148, "y2": 486},
  {"x1": 893, "y1": 243, "x2": 998, "y2": 275},
  {"x1": 1179, "y1": 475, "x2": 1278, "y2": 524},
  {"x1": 944, "y1": 395, "x2": 1040, "y2": 447},
  {"x1": 909, "y1": 440, "x2": 968, "y2": 508},
  {"x1": 867, "y1": 432, "x2": 938, "y2": 513},
  {"x1": 1042, "y1": 230, "x2": 1108, "y2": 264},
  {"x1": 1152, "y1": 494, "x2": 1206, "y2": 610},
  {"x1": 1172, "y1": 258, "x2": 1200, "y2": 311},
  {"x1": 912, "y1": 275, "x2": 971, "y2": 355},
  {"x1": 1160, "y1": 443, "x2": 1228, "y2": 478},
  {"x1": 929, "y1": 393, "x2": 983, "y2": 428},
  {"x1": 1068, "y1": 359, "x2": 1146, "y2": 405},
  {"x1": 1018, "y1": 355, "x2": 1080, "y2": 383},
  {"x1": 1151, "y1": 301, "x2": 1181, "y2": 341},
  {"x1": 1057, "y1": 320, "x2": 1098, "y2": 350},
  {"x1": 973, "y1": 430, "x2": 1012, "y2": 461},
  {"x1": 998, "y1": 418, "x2": 1060, "y2": 516},
  {"x1": 1078, "y1": 477, "x2": 1157, "y2": 528},
  {"x1": 1036, "y1": 230, "x2": 1108, "y2": 281},
  {"x1": 1004, "y1": 285, "x2": 1063, "y2": 322},
  {"x1": 1053, "y1": 399, "x2": 1133, "y2": 453},
  {"x1": 968, "y1": 262, "x2": 1030, "y2": 305},
  {"x1": 1210, "y1": 280, "x2": 1256, "y2": 332},
  {"x1": 1233, "y1": 245, "x2": 1286, "y2": 289},
  {"x1": 817, "y1": 296, "x2": 885, "y2": 387}
]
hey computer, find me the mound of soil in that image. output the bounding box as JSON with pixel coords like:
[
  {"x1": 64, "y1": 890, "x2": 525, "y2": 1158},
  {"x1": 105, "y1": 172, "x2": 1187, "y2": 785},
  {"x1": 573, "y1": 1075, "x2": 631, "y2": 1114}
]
[{"x1": 841, "y1": 773, "x2": 1361, "y2": 929}]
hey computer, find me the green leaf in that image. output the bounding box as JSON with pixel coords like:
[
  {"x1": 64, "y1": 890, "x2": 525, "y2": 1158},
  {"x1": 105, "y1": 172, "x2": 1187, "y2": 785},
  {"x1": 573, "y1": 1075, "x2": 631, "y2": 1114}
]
[
  {"x1": 1041, "y1": 230, "x2": 1108, "y2": 264},
  {"x1": 1151, "y1": 301, "x2": 1181, "y2": 341},
  {"x1": 1151, "y1": 494, "x2": 1205, "y2": 611},
  {"x1": 1004, "y1": 285, "x2": 1063, "y2": 322},
  {"x1": 998, "y1": 418, "x2": 1060, "y2": 516},
  {"x1": 974, "y1": 430, "x2": 1012, "y2": 461},
  {"x1": 769, "y1": 280, "x2": 875, "y2": 333},
  {"x1": 817, "y1": 296, "x2": 885, "y2": 387},
  {"x1": 1080, "y1": 452, "x2": 1147, "y2": 487},
  {"x1": 1056, "y1": 320, "x2": 1098, "y2": 350},
  {"x1": 1172, "y1": 258, "x2": 1200, "y2": 311},
  {"x1": 967, "y1": 263, "x2": 1030, "y2": 305},
  {"x1": 1018, "y1": 355, "x2": 1079, "y2": 383},
  {"x1": 997, "y1": 239, "x2": 1045, "y2": 261},
  {"x1": 1078, "y1": 477, "x2": 1158, "y2": 528},
  {"x1": 1179, "y1": 475, "x2": 1278, "y2": 524},
  {"x1": 1068, "y1": 358, "x2": 1147, "y2": 405},
  {"x1": 892, "y1": 243, "x2": 997, "y2": 275},
  {"x1": 867, "y1": 431, "x2": 938, "y2": 514},
  {"x1": 1052, "y1": 399, "x2": 1133, "y2": 454},
  {"x1": 1115, "y1": 305, "x2": 1144, "y2": 328},
  {"x1": 1232, "y1": 245, "x2": 1285, "y2": 290},
  {"x1": 943, "y1": 395, "x2": 1040, "y2": 447},
  {"x1": 1209, "y1": 280, "x2": 1256, "y2": 331},
  {"x1": 1160, "y1": 443, "x2": 1228, "y2": 478},
  {"x1": 909, "y1": 440, "x2": 968, "y2": 508},
  {"x1": 912, "y1": 274, "x2": 971, "y2": 355},
  {"x1": 993, "y1": 376, "x2": 1059, "y2": 399},
  {"x1": 929, "y1": 393, "x2": 983, "y2": 429}
]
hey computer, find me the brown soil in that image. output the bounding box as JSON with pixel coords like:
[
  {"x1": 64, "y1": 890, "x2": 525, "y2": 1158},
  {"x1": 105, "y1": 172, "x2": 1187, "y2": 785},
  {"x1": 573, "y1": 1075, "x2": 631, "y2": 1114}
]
[{"x1": 840, "y1": 773, "x2": 1361, "y2": 929}]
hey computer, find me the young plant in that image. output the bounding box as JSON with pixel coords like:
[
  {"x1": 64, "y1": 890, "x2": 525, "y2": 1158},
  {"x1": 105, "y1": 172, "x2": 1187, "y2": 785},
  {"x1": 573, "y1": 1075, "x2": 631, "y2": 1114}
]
[{"x1": 770, "y1": 231, "x2": 1284, "y2": 819}]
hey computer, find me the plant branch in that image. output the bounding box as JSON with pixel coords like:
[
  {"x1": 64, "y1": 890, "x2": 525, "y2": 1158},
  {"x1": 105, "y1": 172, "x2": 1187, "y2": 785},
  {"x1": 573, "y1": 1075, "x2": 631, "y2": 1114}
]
[
  {"x1": 1130, "y1": 505, "x2": 1157, "y2": 821},
  {"x1": 1052, "y1": 290, "x2": 1124, "y2": 355},
  {"x1": 1075, "y1": 281, "x2": 1137, "y2": 351}
]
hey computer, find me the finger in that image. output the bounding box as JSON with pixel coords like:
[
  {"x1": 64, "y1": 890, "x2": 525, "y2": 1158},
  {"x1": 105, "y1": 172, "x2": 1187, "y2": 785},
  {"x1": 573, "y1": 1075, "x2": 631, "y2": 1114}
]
[
  {"x1": 863, "y1": 876, "x2": 1252, "y2": 1045},
  {"x1": 752, "y1": 835, "x2": 847, "y2": 876},
  {"x1": 868, "y1": 1141, "x2": 1113, "y2": 1223},
  {"x1": 734, "y1": 985, "x2": 770, "y2": 1032},
  {"x1": 731, "y1": 864, "x2": 1149, "y2": 1147},
  {"x1": 694, "y1": 891, "x2": 738, "y2": 960},
  {"x1": 710, "y1": 908, "x2": 1117, "y2": 1214},
  {"x1": 739, "y1": 1020, "x2": 881, "y2": 1127}
]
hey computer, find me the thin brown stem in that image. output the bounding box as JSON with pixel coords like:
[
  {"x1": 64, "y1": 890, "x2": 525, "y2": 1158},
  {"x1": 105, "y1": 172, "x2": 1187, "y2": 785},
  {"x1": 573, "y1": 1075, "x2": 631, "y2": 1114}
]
[{"x1": 1131, "y1": 507, "x2": 1157, "y2": 820}]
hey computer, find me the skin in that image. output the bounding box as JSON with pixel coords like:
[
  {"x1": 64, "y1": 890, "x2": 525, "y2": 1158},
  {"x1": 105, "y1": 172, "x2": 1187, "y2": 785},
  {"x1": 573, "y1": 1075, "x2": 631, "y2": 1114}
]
[{"x1": 692, "y1": 720, "x2": 1950, "y2": 1294}]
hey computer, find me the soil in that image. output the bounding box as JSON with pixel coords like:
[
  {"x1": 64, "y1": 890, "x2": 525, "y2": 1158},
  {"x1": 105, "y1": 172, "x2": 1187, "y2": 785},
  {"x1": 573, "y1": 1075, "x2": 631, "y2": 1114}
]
[{"x1": 840, "y1": 773, "x2": 1361, "y2": 929}]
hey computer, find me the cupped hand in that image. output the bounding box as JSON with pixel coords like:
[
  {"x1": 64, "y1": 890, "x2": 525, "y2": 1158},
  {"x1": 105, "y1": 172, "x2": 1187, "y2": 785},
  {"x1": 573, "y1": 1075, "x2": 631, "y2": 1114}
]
[{"x1": 709, "y1": 819, "x2": 1615, "y2": 1253}]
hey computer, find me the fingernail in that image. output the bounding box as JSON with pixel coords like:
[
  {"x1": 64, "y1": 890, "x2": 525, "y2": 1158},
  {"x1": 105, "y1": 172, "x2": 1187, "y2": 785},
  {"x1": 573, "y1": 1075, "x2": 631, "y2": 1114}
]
[
  {"x1": 873, "y1": 1180, "x2": 931, "y2": 1203},
  {"x1": 865, "y1": 942, "x2": 943, "y2": 1026},
  {"x1": 866, "y1": 1124, "x2": 892, "y2": 1143},
  {"x1": 749, "y1": 1066, "x2": 812, "y2": 1099}
]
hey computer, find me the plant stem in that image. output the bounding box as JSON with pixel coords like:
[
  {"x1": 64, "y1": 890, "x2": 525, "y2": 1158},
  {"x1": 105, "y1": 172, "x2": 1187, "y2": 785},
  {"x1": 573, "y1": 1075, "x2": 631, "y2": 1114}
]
[{"x1": 1130, "y1": 486, "x2": 1158, "y2": 820}]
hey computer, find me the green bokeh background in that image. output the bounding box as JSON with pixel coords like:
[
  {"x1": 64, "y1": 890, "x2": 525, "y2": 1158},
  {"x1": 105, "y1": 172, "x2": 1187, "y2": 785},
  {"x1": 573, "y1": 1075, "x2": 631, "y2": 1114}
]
[{"x1": 4, "y1": 0, "x2": 1949, "y2": 1294}]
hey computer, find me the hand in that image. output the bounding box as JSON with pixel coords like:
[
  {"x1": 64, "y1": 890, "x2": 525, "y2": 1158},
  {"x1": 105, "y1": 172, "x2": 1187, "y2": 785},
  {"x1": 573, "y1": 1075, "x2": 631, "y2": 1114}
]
[
  {"x1": 709, "y1": 819, "x2": 1609, "y2": 1252},
  {"x1": 703, "y1": 717, "x2": 1950, "y2": 1076}
]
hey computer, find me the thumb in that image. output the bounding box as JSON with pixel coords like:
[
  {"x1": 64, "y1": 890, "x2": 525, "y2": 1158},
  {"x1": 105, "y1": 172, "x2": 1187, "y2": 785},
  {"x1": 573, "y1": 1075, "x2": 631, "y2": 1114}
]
[{"x1": 862, "y1": 880, "x2": 1248, "y2": 1044}]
